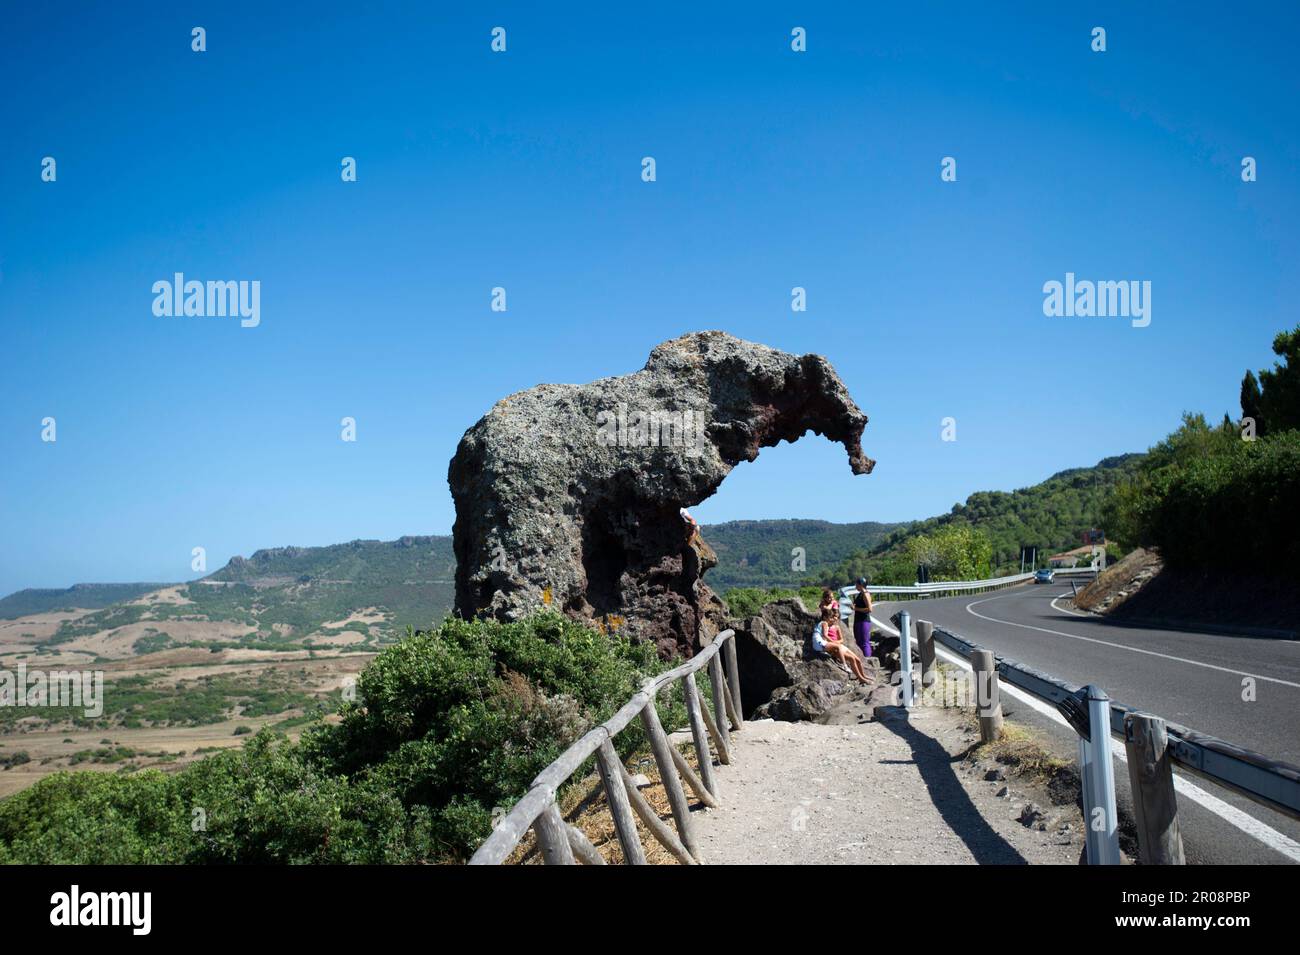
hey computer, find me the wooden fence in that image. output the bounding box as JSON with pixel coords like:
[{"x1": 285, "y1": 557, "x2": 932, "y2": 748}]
[{"x1": 469, "y1": 629, "x2": 743, "y2": 865}]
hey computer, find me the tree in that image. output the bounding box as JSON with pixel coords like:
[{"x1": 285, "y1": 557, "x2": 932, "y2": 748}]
[
  {"x1": 1143, "y1": 413, "x2": 1237, "y2": 473},
  {"x1": 1252, "y1": 325, "x2": 1300, "y2": 435},
  {"x1": 903, "y1": 525, "x2": 992, "y2": 581},
  {"x1": 1240, "y1": 369, "x2": 1263, "y2": 431}
]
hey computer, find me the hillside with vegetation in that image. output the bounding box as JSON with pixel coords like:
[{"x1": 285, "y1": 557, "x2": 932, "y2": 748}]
[
  {"x1": 817, "y1": 454, "x2": 1143, "y2": 588},
  {"x1": 701, "y1": 519, "x2": 905, "y2": 591},
  {"x1": 1085, "y1": 324, "x2": 1300, "y2": 630},
  {"x1": 0, "y1": 583, "x2": 169, "y2": 620},
  {"x1": 194, "y1": 535, "x2": 456, "y2": 640}
]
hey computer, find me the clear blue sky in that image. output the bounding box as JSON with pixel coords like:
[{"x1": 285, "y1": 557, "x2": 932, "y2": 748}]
[{"x1": 2, "y1": 2, "x2": 1297, "y2": 596}]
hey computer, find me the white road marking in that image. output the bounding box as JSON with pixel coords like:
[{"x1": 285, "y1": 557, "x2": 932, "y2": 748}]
[
  {"x1": 871, "y1": 613, "x2": 1300, "y2": 862},
  {"x1": 1050, "y1": 595, "x2": 1090, "y2": 618},
  {"x1": 965, "y1": 591, "x2": 1300, "y2": 690}
]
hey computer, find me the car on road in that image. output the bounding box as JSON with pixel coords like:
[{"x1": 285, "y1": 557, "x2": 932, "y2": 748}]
[{"x1": 1033, "y1": 568, "x2": 1055, "y2": 584}]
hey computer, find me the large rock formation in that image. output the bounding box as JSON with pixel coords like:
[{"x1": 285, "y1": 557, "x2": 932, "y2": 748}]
[{"x1": 448, "y1": 331, "x2": 873, "y2": 656}]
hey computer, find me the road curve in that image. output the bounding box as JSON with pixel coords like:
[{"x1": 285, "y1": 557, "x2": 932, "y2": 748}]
[{"x1": 872, "y1": 583, "x2": 1300, "y2": 865}]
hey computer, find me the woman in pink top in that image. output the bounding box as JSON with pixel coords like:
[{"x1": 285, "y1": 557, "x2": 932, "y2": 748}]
[{"x1": 814, "y1": 610, "x2": 870, "y2": 684}]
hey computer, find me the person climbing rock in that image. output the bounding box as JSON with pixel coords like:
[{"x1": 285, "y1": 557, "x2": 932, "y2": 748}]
[{"x1": 680, "y1": 506, "x2": 700, "y2": 545}]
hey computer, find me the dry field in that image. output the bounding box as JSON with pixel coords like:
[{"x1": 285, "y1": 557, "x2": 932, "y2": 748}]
[{"x1": 0, "y1": 588, "x2": 380, "y2": 798}]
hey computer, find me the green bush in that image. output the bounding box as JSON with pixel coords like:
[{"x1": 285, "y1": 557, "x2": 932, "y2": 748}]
[
  {"x1": 0, "y1": 769, "x2": 188, "y2": 864},
  {"x1": 723, "y1": 586, "x2": 825, "y2": 618},
  {"x1": 1139, "y1": 430, "x2": 1300, "y2": 570},
  {"x1": 303, "y1": 612, "x2": 668, "y2": 858}
]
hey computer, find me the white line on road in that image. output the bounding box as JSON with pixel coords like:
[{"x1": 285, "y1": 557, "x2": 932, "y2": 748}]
[
  {"x1": 965, "y1": 591, "x2": 1300, "y2": 690},
  {"x1": 1050, "y1": 595, "x2": 1090, "y2": 618},
  {"x1": 871, "y1": 613, "x2": 1300, "y2": 862}
]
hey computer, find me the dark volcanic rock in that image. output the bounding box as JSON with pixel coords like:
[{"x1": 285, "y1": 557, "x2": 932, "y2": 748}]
[
  {"x1": 448, "y1": 331, "x2": 873, "y2": 656},
  {"x1": 735, "y1": 597, "x2": 882, "y2": 721}
]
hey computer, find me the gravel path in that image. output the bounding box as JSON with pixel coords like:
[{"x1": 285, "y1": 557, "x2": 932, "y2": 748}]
[{"x1": 691, "y1": 703, "x2": 1083, "y2": 865}]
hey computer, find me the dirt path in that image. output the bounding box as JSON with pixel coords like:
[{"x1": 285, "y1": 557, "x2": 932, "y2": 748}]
[{"x1": 691, "y1": 702, "x2": 1084, "y2": 865}]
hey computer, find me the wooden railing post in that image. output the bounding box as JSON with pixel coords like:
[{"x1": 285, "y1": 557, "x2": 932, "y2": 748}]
[
  {"x1": 1124, "y1": 713, "x2": 1185, "y2": 865},
  {"x1": 683, "y1": 671, "x2": 719, "y2": 798},
  {"x1": 915, "y1": 619, "x2": 936, "y2": 688},
  {"x1": 639, "y1": 694, "x2": 701, "y2": 861},
  {"x1": 708, "y1": 654, "x2": 733, "y2": 743},
  {"x1": 566, "y1": 824, "x2": 607, "y2": 865},
  {"x1": 616, "y1": 760, "x2": 696, "y2": 864},
  {"x1": 972, "y1": 649, "x2": 1003, "y2": 743},
  {"x1": 722, "y1": 636, "x2": 744, "y2": 730},
  {"x1": 696, "y1": 678, "x2": 731, "y2": 765},
  {"x1": 533, "y1": 804, "x2": 575, "y2": 865},
  {"x1": 595, "y1": 738, "x2": 646, "y2": 865}
]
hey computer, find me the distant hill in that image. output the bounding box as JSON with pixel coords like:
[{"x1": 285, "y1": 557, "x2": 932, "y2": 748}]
[
  {"x1": 0, "y1": 583, "x2": 169, "y2": 620},
  {"x1": 826, "y1": 454, "x2": 1146, "y2": 585},
  {"x1": 700, "y1": 519, "x2": 907, "y2": 591},
  {"x1": 1, "y1": 537, "x2": 458, "y2": 657},
  {"x1": 190, "y1": 535, "x2": 456, "y2": 638}
]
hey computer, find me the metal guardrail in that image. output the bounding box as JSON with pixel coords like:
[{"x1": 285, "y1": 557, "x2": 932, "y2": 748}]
[
  {"x1": 468, "y1": 629, "x2": 743, "y2": 865},
  {"x1": 840, "y1": 567, "x2": 1097, "y2": 600},
  {"x1": 845, "y1": 572, "x2": 1032, "y2": 597},
  {"x1": 928, "y1": 625, "x2": 1300, "y2": 824}
]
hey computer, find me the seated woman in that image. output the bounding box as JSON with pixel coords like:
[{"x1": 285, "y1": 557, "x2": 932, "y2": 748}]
[
  {"x1": 812, "y1": 610, "x2": 871, "y2": 684},
  {"x1": 818, "y1": 588, "x2": 839, "y2": 619}
]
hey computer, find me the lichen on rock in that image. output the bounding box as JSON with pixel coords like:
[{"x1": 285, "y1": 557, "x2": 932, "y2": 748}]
[{"x1": 448, "y1": 331, "x2": 873, "y2": 657}]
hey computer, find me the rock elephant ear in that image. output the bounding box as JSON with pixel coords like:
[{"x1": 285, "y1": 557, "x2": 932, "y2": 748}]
[{"x1": 449, "y1": 330, "x2": 873, "y2": 657}]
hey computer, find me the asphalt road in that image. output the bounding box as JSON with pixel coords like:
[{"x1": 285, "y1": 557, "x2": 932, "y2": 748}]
[{"x1": 872, "y1": 582, "x2": 1300, "y2": 865}]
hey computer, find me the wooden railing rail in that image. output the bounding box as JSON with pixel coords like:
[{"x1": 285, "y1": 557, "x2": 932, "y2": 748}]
[{"x1": 468, "y1": 629, "x2": 742, "y2": 865}]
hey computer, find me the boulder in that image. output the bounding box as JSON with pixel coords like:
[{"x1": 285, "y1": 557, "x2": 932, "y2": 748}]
[
  {"x1": 448, "y1": 332, "x2": 873, "y2": 657},
  {"x1": 733, "y1": 597, "x2": 882, "y2": 721}
]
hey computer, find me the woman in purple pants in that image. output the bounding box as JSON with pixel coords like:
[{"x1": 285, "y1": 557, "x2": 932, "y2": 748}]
[{"x1": 852, "y1": 578, "x2": 874, "y2": 659}]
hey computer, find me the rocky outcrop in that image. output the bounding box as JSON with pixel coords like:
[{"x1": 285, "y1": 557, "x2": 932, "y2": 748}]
[
  {"x1": 448, "y1": 331, "x2": 873, "y2": 657},
  {"x1": 733, "y1": 598, "x2": 883, "y2": 721}
]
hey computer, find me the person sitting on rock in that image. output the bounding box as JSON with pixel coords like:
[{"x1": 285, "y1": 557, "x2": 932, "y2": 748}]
[
  {"x1": 819, "y1": 588, "x2": 839, "y2": 619},
  {"x1": 813, "y1": 609, "x2": 870, "y2": 684}
]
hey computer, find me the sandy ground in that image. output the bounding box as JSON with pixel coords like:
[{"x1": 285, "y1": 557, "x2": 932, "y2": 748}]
[
  {"x1": 124, "y1": 586, "x2": 194, "y2": 607},
  {"x1": 0, "y1": 609, "x2": 88, "y2": 649},
  {"x1": 691, "y1": 703, "x2": 1085, "y2": 865},
  {"x1": 320, "y1": 608, "x2": 386, "y2": 628},
  {"x1": 0, "y1": 715, "x2": 285, "y2": 798},
  {"x1": 0, "y1": 605, "x2": 374, "y2": 799}
]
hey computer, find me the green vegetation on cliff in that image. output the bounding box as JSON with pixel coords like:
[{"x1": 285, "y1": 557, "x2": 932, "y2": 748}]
[{"x1": 702, "y1": 519, "x2": 904, "y2": 591}]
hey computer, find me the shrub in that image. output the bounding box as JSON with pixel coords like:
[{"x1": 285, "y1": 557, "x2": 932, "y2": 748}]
[
  {"x1": 1140, "y1": 430, "x2": 1300, "y2": 570},
  {"x1": 0, "y1": 770, "x2": 188, "y2": 864},
  {"x1": 302, "y1": 612, "x2": 668, "y2": 859}
]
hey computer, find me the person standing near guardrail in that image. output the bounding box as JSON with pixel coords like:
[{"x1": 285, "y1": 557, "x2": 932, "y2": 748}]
[{"x1": 852, "y1": 578, "x2": 874, "y2": 659}]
